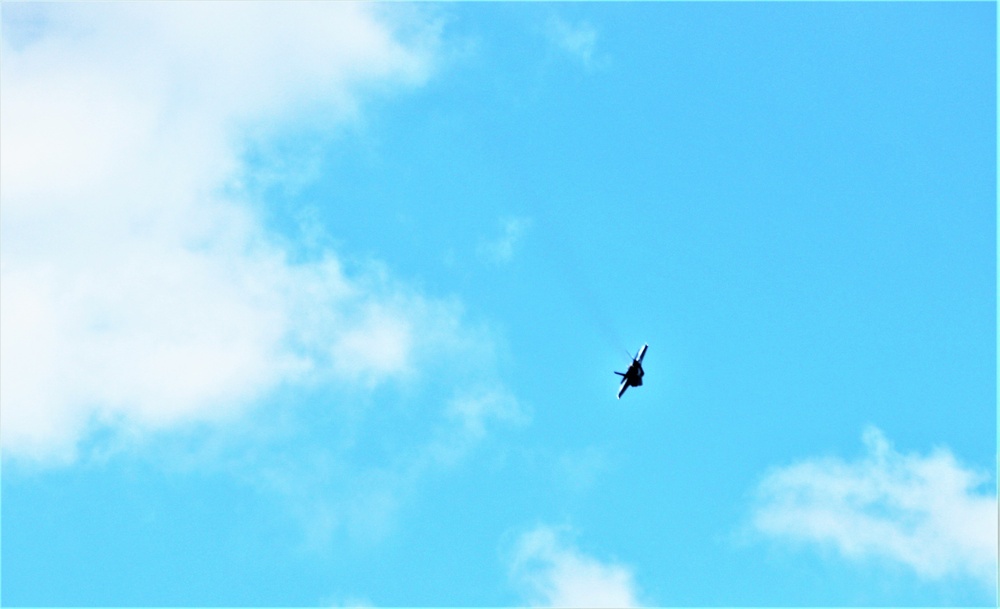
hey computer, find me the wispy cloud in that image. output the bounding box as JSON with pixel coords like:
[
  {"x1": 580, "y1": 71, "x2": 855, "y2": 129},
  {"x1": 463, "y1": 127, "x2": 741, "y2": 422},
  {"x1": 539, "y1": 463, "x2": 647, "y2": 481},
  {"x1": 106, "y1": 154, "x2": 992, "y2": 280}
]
[
  {"x1": 751, "y1": 426, "x2": 998, "y2": 587},
  {"x1": 555, "y1": 446, "x2": 611, "y2": 493},
  {"x1": 216, "y1": 379, "x2": 525, "y2": 550},
  {"x1": 324, "y1": 597, "x2": 374, "y2": 608},
  {"x1": 509, "y1": 524, "x2": 644, "y2": 608},
  {"x1": 0, "y1": 3, "x2": 458, "y2": 465},
  {"x1": 478, "y1": 217, "x2": 532, "y2": 265},
  {"x1": 546, "y1": 16, "x2": 601, "y2": 69}
]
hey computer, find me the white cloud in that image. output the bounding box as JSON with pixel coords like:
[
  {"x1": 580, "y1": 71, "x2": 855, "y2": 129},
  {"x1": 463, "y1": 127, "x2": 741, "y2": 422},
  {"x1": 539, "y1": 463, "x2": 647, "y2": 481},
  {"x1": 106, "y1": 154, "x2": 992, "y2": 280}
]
[
  {"x1": 546, "y1": 17, "x2": 600, "y2": 69},
  {"x1": 510, "y1": 524, "x2": 644, "y2": 608},
  {"x1": 0, "y1": 3, "x2": 530, "y2": 553},
  {"x1": 0, "y1": 3, "x2": 468, "y2": 465},
  {"x1": 478, "y1": 217, "x2": 531, "y2": 265},
  {"x1": 752, "y1": 426, "x2": 998, "y2": 587}
]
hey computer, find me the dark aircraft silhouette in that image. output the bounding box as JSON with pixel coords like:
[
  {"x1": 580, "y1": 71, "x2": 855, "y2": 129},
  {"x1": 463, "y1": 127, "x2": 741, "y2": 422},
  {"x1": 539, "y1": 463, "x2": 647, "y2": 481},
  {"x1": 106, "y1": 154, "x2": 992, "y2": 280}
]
[{"x1": 615, "y1": 344, "x2": 648, "y2": 399}]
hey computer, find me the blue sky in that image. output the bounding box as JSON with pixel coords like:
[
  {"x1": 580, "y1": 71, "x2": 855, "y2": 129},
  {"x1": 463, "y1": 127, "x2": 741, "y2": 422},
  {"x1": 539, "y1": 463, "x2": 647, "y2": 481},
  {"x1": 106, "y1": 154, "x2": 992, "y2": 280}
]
[{"x1": 1, "y1": 2, "x2": 996, "y2": 607}]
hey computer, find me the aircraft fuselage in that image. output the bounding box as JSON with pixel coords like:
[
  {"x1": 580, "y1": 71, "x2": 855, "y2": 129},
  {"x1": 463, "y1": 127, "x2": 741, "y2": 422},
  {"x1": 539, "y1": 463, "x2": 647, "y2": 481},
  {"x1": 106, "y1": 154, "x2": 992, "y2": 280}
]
[{"x1": 616, "y1": 344, "x2": 648, "y2": 399}]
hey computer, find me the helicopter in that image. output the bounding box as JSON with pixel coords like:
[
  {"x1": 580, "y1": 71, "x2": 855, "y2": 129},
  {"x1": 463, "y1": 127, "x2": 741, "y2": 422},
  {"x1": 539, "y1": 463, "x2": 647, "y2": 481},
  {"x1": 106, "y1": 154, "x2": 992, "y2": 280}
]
[{"x1": 615, "y1": 343, "x2": 648, "y2": 399}]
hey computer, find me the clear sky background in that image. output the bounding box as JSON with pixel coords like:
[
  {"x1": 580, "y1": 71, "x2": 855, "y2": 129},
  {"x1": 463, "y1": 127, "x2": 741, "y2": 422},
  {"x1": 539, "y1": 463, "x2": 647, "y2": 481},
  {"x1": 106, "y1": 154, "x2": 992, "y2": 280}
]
[{"x1": 1, "y1": 2, "x2": 996, "y2": 607}]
